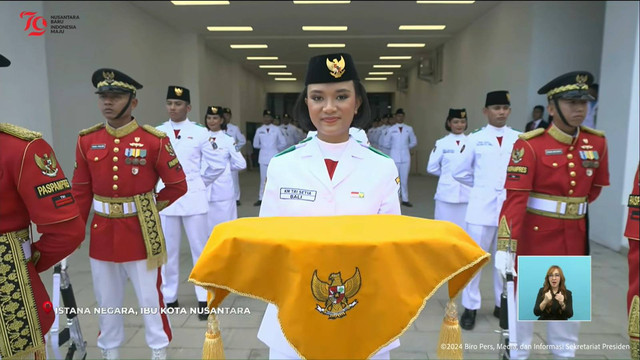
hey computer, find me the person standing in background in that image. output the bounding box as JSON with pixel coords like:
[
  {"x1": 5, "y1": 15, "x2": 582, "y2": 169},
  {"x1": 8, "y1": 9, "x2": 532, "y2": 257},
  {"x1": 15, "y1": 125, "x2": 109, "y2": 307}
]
[
  {"x1": 427, "y1": 108, "x2": 470, "y2": 229},
  {"x1": 383, "y1": 108, "x2": 418, "y2": 207},
  {"x1": 253, "y1": 109, "x2": 287, "y2": 207},
  {"x1": 452, "y1": 90, "x2": 520, "y2": 330},
  {"x1": 156, "y1": 86, "x2": 225, "y2": 314},
  {"x1": 525, "y1": 105, "x2": 549, "y2": 131},
  {"x1": 222, "y1": 107, "x2": 246, "y2": 206}
]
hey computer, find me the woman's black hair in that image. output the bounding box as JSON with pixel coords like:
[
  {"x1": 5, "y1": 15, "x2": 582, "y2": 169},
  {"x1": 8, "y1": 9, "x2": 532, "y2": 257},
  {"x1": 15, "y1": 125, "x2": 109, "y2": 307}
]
[
  {"x1": 445, "y1": 116, "x2": 468, "y2": 132},
  {"x1": 293, "y1": 80, "x2": 371, "y2": 132}
]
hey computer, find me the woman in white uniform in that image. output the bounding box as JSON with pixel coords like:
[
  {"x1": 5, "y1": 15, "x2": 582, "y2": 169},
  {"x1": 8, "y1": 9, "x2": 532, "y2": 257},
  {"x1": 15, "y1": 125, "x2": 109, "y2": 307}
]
[
  {"x1": 257, "y1": 52, "x2": 401, "y2": 359},
  {"x1": 426, "y1": 108, "x2": 470, "y2": 229},
  {"x1": 202, "y1": 106, "x2": 246, "y2": 234}
]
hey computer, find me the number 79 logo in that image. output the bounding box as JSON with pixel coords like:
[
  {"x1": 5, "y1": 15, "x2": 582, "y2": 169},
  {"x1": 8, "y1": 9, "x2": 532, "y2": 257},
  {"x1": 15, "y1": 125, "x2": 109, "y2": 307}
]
[{"x1": 20, "y1": 11, "x2": 48, "y2": 36}]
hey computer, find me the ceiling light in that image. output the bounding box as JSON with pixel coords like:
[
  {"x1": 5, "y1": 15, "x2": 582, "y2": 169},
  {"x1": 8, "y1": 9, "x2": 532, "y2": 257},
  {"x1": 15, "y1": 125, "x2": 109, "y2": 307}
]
[
  {"x1": 259, "y1": 65, "x2": 287, "y2": 69},
  {"x1": 171, "y1": 1, "x2": 230, "y2": 5},
  {"x1": 268, "y1": 72, "x2": 293, "y2": 75},
  {"x1": 208, "y1": 26, "x2": 253, "y2": 31},
  {"x1": 399, "y1": 25, "x2": 446, "y2": 30},
  {"x1": 416, "y1": 1, "x2": 475, "y2": 3},
  {"x1": 387, "y1": 43, "x2": 425, "y2": 48},
  {"x1": 373, "y1": 65, "x2": 402, "y2": 68},
  {"x1": 293, "y1": 1, "x2": 351, "y2": 4},
  {"x1": 302, "y1": 26, "x2": 348, "y2": 31},
  {"x1": 379, "y1": 56, "x2": 412, "y2": 60},
  {"x1": 308, "y1": 43, "x2": 346, "y2": 48},
  {"x1": 230, "y1": 44, "x2": 268, "y2": 49},
  {"x1": 369, "y1": 72, "x2": 393, "y2": 75},
  {"x1": 247, "y1": 56, "x2": 279, "y2": 60},
  {"x1": 275, "y1": 78, "x2": 297, "y2": 81},
  {"x1": 365, "y1": 77, "x2": 388, "y2": 81}
]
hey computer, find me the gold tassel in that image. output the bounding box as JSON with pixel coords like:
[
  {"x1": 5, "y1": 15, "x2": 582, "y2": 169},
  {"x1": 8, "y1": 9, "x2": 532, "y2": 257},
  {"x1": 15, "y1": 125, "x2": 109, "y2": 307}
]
[
  {"x1": 202, "y1": 296, "x2": 225, "y2": 360},
  {"x1": 437, "y1": 300, "x2": 463, "y2": 360}
]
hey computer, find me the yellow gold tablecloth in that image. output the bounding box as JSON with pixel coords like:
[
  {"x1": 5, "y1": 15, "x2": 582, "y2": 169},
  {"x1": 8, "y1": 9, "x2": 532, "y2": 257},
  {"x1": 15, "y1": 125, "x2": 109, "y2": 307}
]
[{"x1": 190, "y1": 215, "x2": 489, "y2": 359}]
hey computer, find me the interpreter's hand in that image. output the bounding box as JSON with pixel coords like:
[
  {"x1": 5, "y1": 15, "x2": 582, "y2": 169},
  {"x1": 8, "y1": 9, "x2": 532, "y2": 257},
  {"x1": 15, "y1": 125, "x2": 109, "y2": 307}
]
[
  {"x1": 555, "y1": 292, "x2": 565, "y2": 305},
  {"x1": 544, "y1": 290, "x2": 553, "y2": 304}
]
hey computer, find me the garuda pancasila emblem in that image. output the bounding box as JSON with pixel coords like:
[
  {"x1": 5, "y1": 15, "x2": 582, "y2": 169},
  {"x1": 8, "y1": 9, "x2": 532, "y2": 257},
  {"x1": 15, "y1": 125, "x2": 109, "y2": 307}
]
[
  {"x1": 34, "y1": 152, "x2": 59, "y2": 177},
  {"x1": 311, "y1": 267, "x2": 361, "y2": 319}
]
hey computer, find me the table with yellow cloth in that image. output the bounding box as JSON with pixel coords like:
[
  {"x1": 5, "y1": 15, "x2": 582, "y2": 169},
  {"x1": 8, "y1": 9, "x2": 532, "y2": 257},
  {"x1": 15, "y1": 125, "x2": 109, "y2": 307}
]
[{"x1": 190, "y1": 215, "x2": 490, "y2": 359}]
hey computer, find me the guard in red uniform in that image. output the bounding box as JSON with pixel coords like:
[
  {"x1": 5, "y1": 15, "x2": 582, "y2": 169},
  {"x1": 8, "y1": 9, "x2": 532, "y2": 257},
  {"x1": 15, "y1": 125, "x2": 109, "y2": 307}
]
[
  {"x1": 497, "y1": 71, "x2": 610, "y2": 359},
  {"x1": 72, "y1": 68, "x2": 187, "y2": 360},
  {"x1": 0, "y1": 53, "x2": 85, "y2": 359},
  {"x1": 625, "y1": 165, "x2": 639, "y2": 360}
]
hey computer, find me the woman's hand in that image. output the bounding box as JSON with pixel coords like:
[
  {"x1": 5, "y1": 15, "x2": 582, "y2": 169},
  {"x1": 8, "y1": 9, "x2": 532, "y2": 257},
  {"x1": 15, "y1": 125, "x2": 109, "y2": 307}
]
[
  {"x1": 555, "y1": 292, "x2": 565, "y2": 308},
  {"x1": 544, "y1": 290, "x2": 553, "y2": 304}
]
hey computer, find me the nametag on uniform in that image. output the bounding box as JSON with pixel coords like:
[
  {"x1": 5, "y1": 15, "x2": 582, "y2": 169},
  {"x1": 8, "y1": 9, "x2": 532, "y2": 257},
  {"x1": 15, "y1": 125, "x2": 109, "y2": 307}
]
[
  {"x1": 545, "y1": 149, "x2": 563, "y2": 156},
  {"x1": 443, "y1": 149, "x2": 455, "y2": 154},
  {"x1": 91, "y1": 144, "x2": 107, "y2": 149},
  {"x1": 477, "y1": 141, "x2": 493, "y2": 146},
  {"x1": 280, "y1": 188, "x2": 317, "y2": 201}
]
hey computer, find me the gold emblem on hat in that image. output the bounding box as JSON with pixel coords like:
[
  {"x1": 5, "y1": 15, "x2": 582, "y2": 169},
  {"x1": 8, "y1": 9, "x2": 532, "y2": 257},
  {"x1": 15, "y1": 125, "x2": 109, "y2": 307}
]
[
  {"x1": 174, "y1": 87, "x2": 183, "y2": 96},
  {"x1": 326, "y1": 56, "x2": 346, "y2": 79},
  {"x1": 103, "y1": 71, "x2": 115, "y2": 84},
  {"x1": 506, "y1": 92, "x2": 511, "y2": 102},
  {"x1": 576, "y1": 74, "x2": 588, "y2": 86},
  {"x1": 461, "y1": 111, "x2": 466, "y2": 118},
  {"x1": 211, "y1": 107, "x2": 218, "y2": 114}
]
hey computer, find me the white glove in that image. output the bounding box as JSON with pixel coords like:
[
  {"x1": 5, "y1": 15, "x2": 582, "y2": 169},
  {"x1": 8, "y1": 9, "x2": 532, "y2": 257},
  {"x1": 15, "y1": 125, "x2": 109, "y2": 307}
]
[{"x1": 494, "y1": 250, "x2": 517, "y2": 278}]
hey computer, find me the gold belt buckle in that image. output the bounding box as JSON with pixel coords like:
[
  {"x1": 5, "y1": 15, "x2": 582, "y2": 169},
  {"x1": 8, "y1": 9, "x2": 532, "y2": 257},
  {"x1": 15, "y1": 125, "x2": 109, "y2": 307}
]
[
  {"x1": 566, "y1": 203, "x2": 579, "y2": 216},
  {"x1": 110, "y1": 203, "x2": 124, "y2": 216}
]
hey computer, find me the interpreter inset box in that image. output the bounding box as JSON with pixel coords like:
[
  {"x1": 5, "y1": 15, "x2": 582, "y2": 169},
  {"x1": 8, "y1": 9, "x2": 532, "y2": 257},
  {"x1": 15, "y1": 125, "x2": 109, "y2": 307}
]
[{"x1": 517, "y1": 256, "x2": 591, "y2": 321}]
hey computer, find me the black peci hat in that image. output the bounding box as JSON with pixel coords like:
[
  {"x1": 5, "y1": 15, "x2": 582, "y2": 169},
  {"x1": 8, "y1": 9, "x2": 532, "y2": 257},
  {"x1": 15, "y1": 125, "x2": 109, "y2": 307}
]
[
  {"x1": 206, "y1": 106, "x2": 224, "y2": 116},
  {"x1": 448, "y1": 108, "x2": 467, "y2": 119},
  {"x1": 0, "y1": 54, "x2": 10, "y2": 67},
  {"x1": 304, "y1": 52, "x2": 359, "y2": 85},
  {"x1": 167, "y1": 85, "x2": 190, "y2": 103},
  {"x1": 537, "y1": 71, "x2": 594, "y2": 101},
  {"x1": 263, "y1": 109, "x2": 273, "y2": 116},
  {"x1": 395, "y1": 108, "x2": 405, "y2": 115},
  {"x1": 92, "y1": 68, "x2": 142, "y2": 94},
  {"x1": 485, "y1": 90, "x2": 510, "y2": 107},
  {"x1": 223, "y1": 107, "x2": 232, "y2": 115}
]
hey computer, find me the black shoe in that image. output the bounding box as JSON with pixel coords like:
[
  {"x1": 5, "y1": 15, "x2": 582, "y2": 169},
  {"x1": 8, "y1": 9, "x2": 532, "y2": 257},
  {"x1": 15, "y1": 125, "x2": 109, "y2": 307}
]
[
  {"x1": 460, "y1": 308, "x2": 477, "y2": 330},
  {"x1": 253, "y1": 200, "x2": 262, "y2": 206},
  {"x1": 236, "y1": 200, "x2": 241, "y2": 206},
  {"x1": 166, "y1": 300, "x2": 179, "y2": 308},
  {"x1": 493, "y1": 306, "x2": 501, "y2": 319},
  {"x1": 198, "y1": 301, "x2": 208, "y2": 321},
  {"x1": 401, "y1": 201, "x2": 413, "y2": 207}
]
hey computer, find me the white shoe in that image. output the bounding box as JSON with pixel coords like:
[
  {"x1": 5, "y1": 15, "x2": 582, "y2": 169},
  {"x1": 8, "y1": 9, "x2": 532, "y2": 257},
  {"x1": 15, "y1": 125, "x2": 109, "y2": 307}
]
[
  {"x1": 151, "y1": 347, "x2": 167, "y2": 360},
  {"x1": 101, "y1": 348, "x2": 120, "y2": 360}
]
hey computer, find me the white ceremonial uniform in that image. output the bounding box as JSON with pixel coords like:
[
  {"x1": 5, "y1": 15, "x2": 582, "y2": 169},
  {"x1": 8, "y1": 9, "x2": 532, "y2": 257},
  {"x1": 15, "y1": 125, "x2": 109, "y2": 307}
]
[
  {"x1": 253, "y1": 124, "x2": 287, "y2": 201},
  {"x1": 383, "y1": 123, "x2": 418, "y2": 202},
  {"x1": 257, "y1": 136, "x2": 401, "y2": 359},
  {"x1": 156, "y1": 119, "x2": 226, "y2": 303},
  {"x1": 306, "y1": 127, "x2": 369, "y2": 145},
  {"x1": 426, "y1": 133, "x2": 470, "y2": 229},
  {"x1": 451, "y1": 124, "x2": 520, "y2": 310},
  {"x1": 279, "y1": 124, "x2": 300, "y2": 147},
  {"x1": 205, "y1": 130, "x2": 247, "y2": 233},
  {"x1": 367, "y1": 127, "x2": 380, "y2": 149},
  {"x1": 224, "y1": 122, "x2": 246, "y2": 202},
  {"x1": 377, "y1": 125, "x2": 391, "y2": 155}
]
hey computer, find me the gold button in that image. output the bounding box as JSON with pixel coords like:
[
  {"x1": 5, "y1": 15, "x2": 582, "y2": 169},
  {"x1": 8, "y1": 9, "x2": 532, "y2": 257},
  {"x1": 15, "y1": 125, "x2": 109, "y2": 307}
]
[
  {"x1": 113, "y1": 147, "x2": 120, "y2": 153},
  {"x1": 569, "y1": 146, "x2": 574, "y2": 151},
  {"x1": 570, "y1": 171, "x2": 576, "y2": 177},
  {"x1": 533, "y1": 226, "x2": 539, "y2": 231},
  {"x1": 113, "y1": 166, "x2": 119, "y2": 172},
  {"x1": 113, "y1": 175, "x2": 119, "y2": 181},
  {"x1": 114, "y1": 138, "x2": 120, "y2": 144},
  {"x1": 567, "y1": 154, "x2": 574, "y2": 160},
  {"x1": 113, "y1": 184, "x2": 118, "y2": 190},
  {"x1": 93, "y1": 224, "x2": 97, "y2": 229},
  {"x1": 569, "y1": 189, "x2": 574, "y2": 195},
  {"x1": 570, "y1": 180, "x2": 576, "y2": 186},
  {"x1": 113, "y1": 156, "x2": 118, "y2": 162},
  {"x1": 568, "y1": 162, "x2": 575, "y2": 168},
  {"x1": 552, "y1": 162, "x2": 558, "y2": 167},
  {"x1": 94, "y1": 156, "x2": 99, "y2": 162}
]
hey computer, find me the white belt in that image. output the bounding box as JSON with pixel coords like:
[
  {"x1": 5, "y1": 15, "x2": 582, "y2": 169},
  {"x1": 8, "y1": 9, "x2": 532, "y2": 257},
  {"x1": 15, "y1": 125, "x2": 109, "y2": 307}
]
[
  {"x1": 93, "y1": 198, "x2": 137, "y2": 215},
  {"x1": 527, "y1": 197, "x2": 587, "y2": 216}
]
